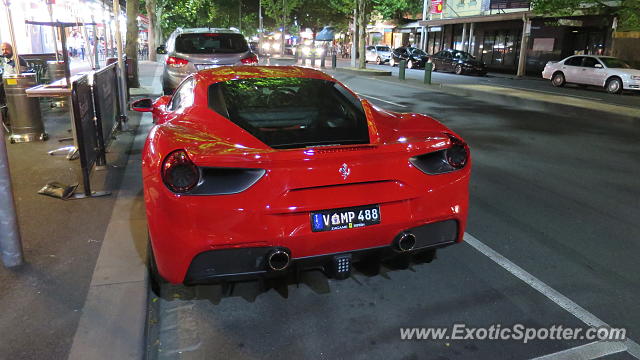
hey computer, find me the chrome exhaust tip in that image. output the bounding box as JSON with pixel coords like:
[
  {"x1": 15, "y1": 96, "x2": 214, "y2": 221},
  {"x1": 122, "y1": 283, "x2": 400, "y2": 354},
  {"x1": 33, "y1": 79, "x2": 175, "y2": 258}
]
[
  {"x1": 267, "y1": 249, "x2": 291, "y2": 271},
  {"x1": 395, "y1": 232, "x2": 416, "y2": 252}
]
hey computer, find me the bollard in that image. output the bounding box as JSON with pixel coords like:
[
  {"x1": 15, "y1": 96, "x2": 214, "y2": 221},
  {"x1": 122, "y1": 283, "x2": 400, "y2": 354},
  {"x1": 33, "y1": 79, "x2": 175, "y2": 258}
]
[
  {"x1": 424, "y1": 62, "x2": 433, "y2": 85},
  {"x1": 332, "y1": 54, "x2": 337, "y2": 69},
  {"x1": 320, "y1": 55, "x2": 326, "y2": 68},
  {"x1": 0, "y1": 123, "x2": 23, "y2": 268},
  {"x1": 399, "y1": 60, "x2": 406, "y2": 80}
]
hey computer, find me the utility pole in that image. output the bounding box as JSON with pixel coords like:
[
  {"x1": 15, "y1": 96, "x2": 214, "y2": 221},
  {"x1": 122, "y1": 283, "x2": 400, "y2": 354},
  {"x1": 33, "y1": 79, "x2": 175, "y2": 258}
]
[
  {"x1": 259, "y1": 0, "x2": 263, "y2": 34},
  {"x1": 113, "y1": 0, "x2": 128, "y2": 128},
  {"x1": 516, "y1": 14, "x2": 530, "y2": 77},
  {"x1": 281, "y1": 0, "x2": 286, "y2": 55},
  {"x1": 0, "y1": 0, "x2": 23, "y2": 267},
  {"x1": 350, "y1": 7, "x2": 358, "y2": 68},
  {"x1": 3, "y1": 0, "x2": 21, "y2": 75},
  {"x1": 421, "y1": 0, "x2": 428, "y2": 51}
]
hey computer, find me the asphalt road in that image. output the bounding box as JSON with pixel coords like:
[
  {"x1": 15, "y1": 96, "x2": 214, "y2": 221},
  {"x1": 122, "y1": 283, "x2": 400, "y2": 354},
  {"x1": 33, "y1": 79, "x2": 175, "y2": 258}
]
[
  {"x1": 341, "y1": 59, "x2": 640, "y2": 109},
  {"x1": 148, "y1": 68, "x2": 640, "y2": 359}
]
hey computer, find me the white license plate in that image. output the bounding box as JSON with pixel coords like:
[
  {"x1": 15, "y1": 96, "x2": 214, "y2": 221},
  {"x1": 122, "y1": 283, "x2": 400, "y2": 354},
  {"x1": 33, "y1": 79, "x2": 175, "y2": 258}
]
[
  {"x1": 196, "y1": 64, "x2": 221, "y2": 70},
  {"x1": 311, "y1": 204, "x2": 381, "y2": 232}
]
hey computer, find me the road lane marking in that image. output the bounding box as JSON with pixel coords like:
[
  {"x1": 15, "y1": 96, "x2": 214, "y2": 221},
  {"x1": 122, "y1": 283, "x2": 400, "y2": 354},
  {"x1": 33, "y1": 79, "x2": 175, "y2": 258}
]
[
  {"x1": 484, "y1": 84, "x2": 604, "y2": 101},
  {"x1": 531, "y1": 340, "x2": 627, "y2": 360},
  {"x1": 463, "y1": 232, "x2": 640, "y2": 360},
  {"x1": 357, "y1": 93, "x2": 408, "y2": 108}
]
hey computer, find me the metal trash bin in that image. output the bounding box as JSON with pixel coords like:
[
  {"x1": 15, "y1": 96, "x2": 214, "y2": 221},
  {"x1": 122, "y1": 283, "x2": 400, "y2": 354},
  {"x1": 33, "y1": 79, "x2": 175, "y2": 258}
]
[
  {"x1": 4, "y1": 73, "x2": 47, "y2": 143},
  {"x1": 46, "y1": 60, "x2": 66, "y2": 83}
]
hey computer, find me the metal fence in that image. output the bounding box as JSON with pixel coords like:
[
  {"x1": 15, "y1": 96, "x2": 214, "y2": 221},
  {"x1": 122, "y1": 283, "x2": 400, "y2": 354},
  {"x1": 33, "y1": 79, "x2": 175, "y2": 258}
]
[{"x1": 92, "y1": 63, "x2": 120, "y2": 157}]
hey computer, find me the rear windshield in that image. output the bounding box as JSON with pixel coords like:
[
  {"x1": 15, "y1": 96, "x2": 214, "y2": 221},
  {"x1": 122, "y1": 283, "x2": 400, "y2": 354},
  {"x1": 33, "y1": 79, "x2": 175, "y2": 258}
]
[
  {"x1": 175, "y1": 33, "x2": 248, "y2": 54},
  {"x1": 208, "y1": 77, "x2": 370, "y2": 149},
  {"x1": 376, "y1": 46, "x2": 390, "y2": 52}
]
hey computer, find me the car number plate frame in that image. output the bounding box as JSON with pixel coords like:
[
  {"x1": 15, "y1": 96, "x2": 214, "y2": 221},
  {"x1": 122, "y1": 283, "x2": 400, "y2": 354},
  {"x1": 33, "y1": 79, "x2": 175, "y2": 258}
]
[{"x1": 310, "y1": 204, "x2": 381, "y2": 232}]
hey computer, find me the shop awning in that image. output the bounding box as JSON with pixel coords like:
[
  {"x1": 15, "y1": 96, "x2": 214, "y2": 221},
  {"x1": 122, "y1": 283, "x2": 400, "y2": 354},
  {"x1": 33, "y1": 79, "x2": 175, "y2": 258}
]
[{"x1": 419, "y1": 11, "x2": 532, "y2": 27}]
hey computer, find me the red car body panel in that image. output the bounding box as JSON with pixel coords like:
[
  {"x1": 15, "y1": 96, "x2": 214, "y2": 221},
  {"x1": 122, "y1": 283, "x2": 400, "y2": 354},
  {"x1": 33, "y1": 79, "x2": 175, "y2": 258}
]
[{"x1": 142, "y1": 66, "x2": 470, "y2": 284}]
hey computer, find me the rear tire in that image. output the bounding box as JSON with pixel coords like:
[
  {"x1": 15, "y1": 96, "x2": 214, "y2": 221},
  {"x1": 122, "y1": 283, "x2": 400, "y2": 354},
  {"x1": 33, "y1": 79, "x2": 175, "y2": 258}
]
[
  {"x1": 455, "y1": 64, "x2": 463, "y2": 75},
  {"x1": 606, "y1": 77, "x2": 623, "y2": 94},
  {"x1": 389, "y1": 58, "x2": 396, "y2": 67},
  {"x1": 376, "y1": 56, "x2": 382, "y2": 65},
  {"x1": 148, "y1": 239, "x2": 166, "y2": 297},
  {"x1": 408, "y1": 60, "x2": 415, "y2": 69},
  {"x1": 551, "y1": 72, "x2": 566, "y2": 87}
]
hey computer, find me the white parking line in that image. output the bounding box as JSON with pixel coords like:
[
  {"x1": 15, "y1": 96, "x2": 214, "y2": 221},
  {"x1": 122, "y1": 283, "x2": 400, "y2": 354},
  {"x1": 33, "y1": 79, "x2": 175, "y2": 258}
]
[
  {"x1": 463, "y1": 232, "x2": 640, "y2": 360},
  {"x1": 357, "y1": 93, "x2": 408, "y2": 108},
  {"x1": 531, "y1": 340, "x2": 627, "y2": 360}
]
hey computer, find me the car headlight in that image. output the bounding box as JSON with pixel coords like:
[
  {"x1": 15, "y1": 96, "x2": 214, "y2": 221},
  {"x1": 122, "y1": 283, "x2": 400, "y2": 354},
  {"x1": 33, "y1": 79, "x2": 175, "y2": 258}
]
[
  {"x1": 632, "y1": 75, "x2": 640, "y2": 80},
  {"x1": 409, "y1": 136, "x2": 469, "y2": 175}
]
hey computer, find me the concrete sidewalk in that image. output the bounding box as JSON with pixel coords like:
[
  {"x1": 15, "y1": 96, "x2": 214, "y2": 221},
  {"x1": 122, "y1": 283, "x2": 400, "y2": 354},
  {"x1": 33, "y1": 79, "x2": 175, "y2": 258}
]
[
  {"x1": 67, "y1": 62, "x2": 161, "y2": 360},
  {"x1": 0, "y1": 60, "x2": 159, "y2": 360}
]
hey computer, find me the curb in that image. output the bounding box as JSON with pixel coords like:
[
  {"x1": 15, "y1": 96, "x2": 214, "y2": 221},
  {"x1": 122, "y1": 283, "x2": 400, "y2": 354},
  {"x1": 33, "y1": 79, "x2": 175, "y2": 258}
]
[
  {"x1": 66, "y1": 113, "x2": 150, "y2": 360},
  {"x1": 334, "y1": 67, "x2": 392, "y2": 76}
]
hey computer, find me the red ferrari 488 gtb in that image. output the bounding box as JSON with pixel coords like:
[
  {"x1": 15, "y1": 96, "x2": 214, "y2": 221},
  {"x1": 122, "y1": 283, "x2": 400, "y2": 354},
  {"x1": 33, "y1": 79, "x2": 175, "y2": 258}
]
[{"x1": 131, "y1": 66, "x2": 470, "y2": 291}]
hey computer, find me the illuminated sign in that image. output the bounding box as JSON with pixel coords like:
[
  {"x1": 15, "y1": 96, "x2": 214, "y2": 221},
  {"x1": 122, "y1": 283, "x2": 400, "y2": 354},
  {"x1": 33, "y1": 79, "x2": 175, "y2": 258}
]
[{"x1": 431, "y1": 0, "x2": 443, "y2": 14}]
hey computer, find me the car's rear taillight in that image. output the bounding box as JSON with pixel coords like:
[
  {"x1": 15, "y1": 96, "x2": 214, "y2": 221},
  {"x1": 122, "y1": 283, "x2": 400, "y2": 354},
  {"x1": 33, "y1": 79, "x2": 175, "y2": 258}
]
[
  {"x1": 445, "y1": 136, "x2": 469, "y2": 169},
  {"x1": 409, "y1": 136, "x2": 470, "y2": 175},
  {"x1": 162, "y1": 150, "x2": 200, "y2": 193},
  {"x1": 241, "y1": 54, "x2": 259, "y2": 65},
  {"x1": 166, "y1": 56, "x2": 189, "y2": 67}
]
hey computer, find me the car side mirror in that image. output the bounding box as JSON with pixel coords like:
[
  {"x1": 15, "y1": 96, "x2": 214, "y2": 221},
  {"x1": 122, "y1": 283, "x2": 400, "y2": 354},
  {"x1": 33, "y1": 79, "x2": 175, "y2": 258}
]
[
  {"x1": 131, "y1": 98, "x2": 154, "y2": 112},
  {"x1": 595, "y1": 63, "x2": 603, "y2": 69},
  {"x1": 157, "y1": 45, "x2": 167, "y2": 55}
]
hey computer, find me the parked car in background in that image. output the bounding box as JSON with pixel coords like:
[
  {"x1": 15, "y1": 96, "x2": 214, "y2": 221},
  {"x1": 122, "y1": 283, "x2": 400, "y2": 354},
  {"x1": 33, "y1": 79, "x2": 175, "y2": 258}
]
[
  {"x1": 389, "y1": 47, "x2": 429, "y2": 69},
  {"x1": 429, "y1": 49, "x2": 487, "y2": 75},
  {"x1": 365, "y1": 45, "x2": 392, "y2": 64},
  {"x1": 157, "y1": 28, "x2": 258, "y2": 95},
  {"x1": 542, "y1": 55, "x2": 640, "y2": 94}
]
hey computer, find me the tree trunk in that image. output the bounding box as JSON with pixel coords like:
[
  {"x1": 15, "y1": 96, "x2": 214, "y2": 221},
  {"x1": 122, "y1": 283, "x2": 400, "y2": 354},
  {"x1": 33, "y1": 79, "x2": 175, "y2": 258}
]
[
  {"x1": 146, "y1": 0, "x2": 157, "y2": 62},
  {"x1": 125, "y1": 0, "x2": 140, "y2": 87},
  {"x1": 357, "y1": 0, "x2": 370, "y2": 69}
]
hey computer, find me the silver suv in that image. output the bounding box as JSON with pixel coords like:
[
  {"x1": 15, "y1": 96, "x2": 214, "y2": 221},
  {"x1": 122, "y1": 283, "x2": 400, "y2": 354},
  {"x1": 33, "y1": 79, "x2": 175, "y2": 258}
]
[{"x1": 157, "y1": 28, "x2": 258, "y2": 95}]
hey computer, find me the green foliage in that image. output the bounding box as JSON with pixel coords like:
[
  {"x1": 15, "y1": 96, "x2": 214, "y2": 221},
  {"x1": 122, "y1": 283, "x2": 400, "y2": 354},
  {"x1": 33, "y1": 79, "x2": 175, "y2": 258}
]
[
  {"x1": 295, "y1": 0, "x2": 353, "y2": 32},
  {"x1": 373, "y1": 0, "x2": 423, "y2": 21},
  {"x1": 531, "y1": 0, "x2": 640, "y2": 30}
]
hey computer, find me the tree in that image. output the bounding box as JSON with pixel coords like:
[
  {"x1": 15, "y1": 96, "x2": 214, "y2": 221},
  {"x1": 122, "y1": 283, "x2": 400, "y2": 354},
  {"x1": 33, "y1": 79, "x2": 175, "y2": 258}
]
[
  {"x1": 373, "y1": 0, "x2": 423, "y2": 21},
  {"x1": 126, "y1": 0, "x2": 140, "y2": 87},
  {"x1": 145, "y1": 0, "x2": 159, "y2": 61},
  {"x1": 531, "y1": 0, "x2": 640, "y2": 31},
  {"x1": 357, "y1": 0, "x2": 372, "y2": 69},
  {"x1": 294, "y1": 0, "x2": 353, "y2": 34}
]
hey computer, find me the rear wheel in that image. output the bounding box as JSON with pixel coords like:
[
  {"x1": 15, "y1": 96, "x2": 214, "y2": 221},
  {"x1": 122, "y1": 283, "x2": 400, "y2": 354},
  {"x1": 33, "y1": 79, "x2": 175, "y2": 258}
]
[
  {"x1": 148, "y1": 238, "x2": 166, "y2": 297},
  {"x1": 389, "y1": 57, "x2": 396, "y2": 67},
  {"x1": 551, "y1": 72, "x2": 566, "y2": 87},
  {"x1": 376, "y1": 56, "x2": 382, "y2": 65},
  {"x1": 431, "y1": 62, "x2": 437, "y2": 72},
  {"x1": 455, "y1": 64, "x2": 463, "y2": 75},
  {"x1": 408, "y1": 60, "x2": 415, "y2": 69},
  {"x1": 606, "y1": 77, "x2": 623, "y2": 94}
]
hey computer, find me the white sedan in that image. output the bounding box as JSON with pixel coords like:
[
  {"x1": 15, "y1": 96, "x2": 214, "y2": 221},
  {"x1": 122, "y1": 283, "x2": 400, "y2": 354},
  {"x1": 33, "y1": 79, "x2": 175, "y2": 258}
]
[{"x1": 542, "y1": 55, "x2": 640, "y2": 94}]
